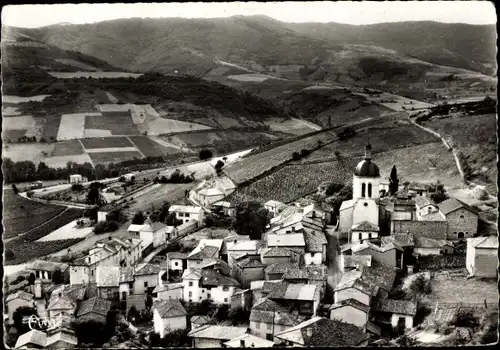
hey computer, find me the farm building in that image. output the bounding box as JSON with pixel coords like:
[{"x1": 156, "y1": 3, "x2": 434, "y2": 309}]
[
  {"x1": 190, "y1": 177, "x2": 236, "y2": 207},
  {"x1": 265, "y1": 200, "x2": 287, "y2": 217},
  {"x1": 438, "y1": 197, "x2": 479, "y2": 240},
  {"x1": 188, "y1": 325, "x2": 248, "y2": 348},
  {"x1": 414, "y1": 237, "x2": 454, "y2": 256},
  {"x1": 169, "y1": 205, "x2": 205, "y2": 225},
  {"x1": 26, "y1": 260, "x2": 70, "y2": 283},
  {"x1": 466, "y1": 236, "x2": 498, "y2": 278},
  {"x1": 5, "y1": 291, "x2": 35, "y2": 325},
  {"x1": 139, "y1": 220, "x2": 169, "y2": 248},
  {"x1": 69, "y1": 174, "x2": 87, "y2": 184},
  {"x1": 211, "y1": 201, "x2": 236, "y2": 217},
  {"x1": 371, "y1": 299, "x2": 417, "y2": 329},
  {"x1": 152, "y1": 299, "x2": 188, "y2": 338}
]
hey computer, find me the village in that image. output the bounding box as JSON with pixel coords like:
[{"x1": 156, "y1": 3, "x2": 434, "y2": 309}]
[{"x1": 3, "y1": 143, "x2": 498, "y2": 348}]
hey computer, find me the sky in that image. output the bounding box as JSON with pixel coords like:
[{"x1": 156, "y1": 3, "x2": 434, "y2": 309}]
[{"x1": 2, "y1": 1, "x2": 497, "y2": 28}]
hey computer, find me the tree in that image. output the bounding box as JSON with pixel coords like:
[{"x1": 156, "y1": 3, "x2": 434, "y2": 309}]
[
  {"x1": 232, "y1": 201, "x2": 271, "y2": 240},
  {"x1": 199, "y1": 149, "x2": 213, "y2": 161},
  {"x1": 27, "y1": 273, "x2": 36, "y2": 285},
  {"x1": 72, "y1": 319, "x2": 107, "y2": 345},
  {"x1": 94, "y1": 220, "x2": 119, "y2": 234},
  {"x1": 453, "y1": 309, "x2": 480, "y2": 330},
  {"x1": 334, "y1": 150, "x2": 341, "y2": 159},
  {"x1": 166, "y1": 212, "x2": 183, "y2": 227},
  {"x1": 228, "y1": 307, "x2": 250, "y2": 326},
  {"x1": 5, "y1": 249, "x2": 15, "y2": 260},
  {"x1": 11, "y1": 184, "x2": 18, "y2": 194},
  {"x1": 87, "y1": 186, "x2": 101, "y2": 205},
  {"x1": 132, "y1": 211, "x2": 146, "y2": 225},
  {"x1": 51, "y1": 268, "x2": 64, "y2": 284},
  {"x1": 127, "y1": 306, "x2": 139, "y2": 322},
  {"x1": 145, "y1": 294, "x2": 153, "y2": 311},
  {"x1": 158, "y1": 202, "x2": 171, "y2": 223},
  {"x1": 292, "y1": 152, "x2": 301, "y2": 161},
  {"x1": 389, "y1": 165, "x2": 400, "y2": 195},
  {"x1": 215, "y1": 160, "x2": 225, "y2": 170},
  {"x1": 13, "y1": 306, "x2": 37, "y2": 333}
]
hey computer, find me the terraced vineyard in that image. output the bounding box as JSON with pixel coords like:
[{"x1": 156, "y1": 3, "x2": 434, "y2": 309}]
[
  {"x1": 230, "y1": 158, "x2": 357, "y2": 204},
  {"x1": 224, "y1": 130, "x2": 338, "y2": 185},
  {"x1": 5, "y1": 238, "x2": 85, "y2": 265}
]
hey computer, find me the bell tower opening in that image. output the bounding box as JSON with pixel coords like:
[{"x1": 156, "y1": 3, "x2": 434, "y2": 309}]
[
  {"x1": 361, "y1": 183, "x2": 366, "y2": 197},
  {"x1": 368, "y1": 183, "x2": 372, "y2": 198}
]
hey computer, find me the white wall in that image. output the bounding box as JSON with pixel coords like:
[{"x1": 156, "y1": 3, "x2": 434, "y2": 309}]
[
  {"x1": 391, "y1": 314, "x2": 414, "y2": 329},
  {"x1": 330, "y1": 305, "x2": 368, "y2": 328},
  {"x1": 415, "y1": 247, "x2": 441, "y2": 256},
  {"x1": 170, "y1": 259, "x2": 184, "y2": 271},
  {"x1": 183, "y1": 277, "x2": 201, "y2": 303},
  {"x1": 334, "y1": 288, "x2": 370, "y2": 306},
  {"x1": 70, "y1": 266, "x2": 90, "y2": 285},
  {"x1": 97, "y1": 211, "x2": 107, "y2": 222},
  {"x1": 351, "y1": 231, "x2": 378, "y2": 243},
  {"x1": 134, "y1": 274, "x2": 158, "y2": 295},
  {"x1": 339, "y1": 207, "x2": 353, "y2": 233},
  {"x1": 304, "y1": 252, "x2": 323, "y2": 266},
  {"x1": 7, "y1": 299, "x2": 34, "y2": 325},
  {"x1": 352, "y1": 199, "x2": 379, "y2": 227},
  {"x1": 353, "y1": 176, "x2": 380, "y2": 200}
]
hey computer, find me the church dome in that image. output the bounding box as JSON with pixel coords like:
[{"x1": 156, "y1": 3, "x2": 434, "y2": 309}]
[
  {"x1": 354, "y1": 144, "x2": 380, "y2": 177},
  {"x1": 354, "y1": 160, "x2": 380, "y2": 177}
]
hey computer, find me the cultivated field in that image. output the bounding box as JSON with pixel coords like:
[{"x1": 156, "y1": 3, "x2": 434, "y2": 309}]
[
  {"x1": 145, "y1": 116, "x2": 211, "y2": 135},
  {"x1": 223, "y1": 130, "x2": 337, "y2": 185},
  {"x1": 85, "y1": 112, "x2": 140, "y2": 135},
  {"x1": 227, "y1": 73, "x2": 271, "y2": 82},
  {"x1": 2, "y1": 106, "x2": 22, "y2": 116},
  {"x1": 5, "y1": 239, "x2": 84, "y2": 265},
  {"x1": 3, "y1": 190, "x2": 66, "y2": 239},
  {"x1": 44, "y1": 154, "x2": 94, "y2": 168},
  {"x1": 2, "y1": 143, "x2": 55, "y2": 163},
  {"x1": 3, "y1": 129, "x2": 28, "y2": 141},
  {"x1": 47, "y1": 71, "x2": 143, "y2": 78},
  {"x1": 80, "y1": 137, "x2": 134, "y2": 149},
  {"x1": 3, "y1": 95, "x2": 51, "y2": 103},
  {"x1": 89, "y1": 151, "x2": 144, "y2": 165},
  {"x1": 124, "y1": 183, "x2": 193, "y2": 214},
  {"x1": 128, "y1": 136, "x2": 181, "y2": 157},
  {"x1": 54, "y1": 58, "x2": 101, "y2": 71},
  {"x1": 2, "y1": 115, "x2": 35, "y2": 130},
  {"x1": 57, "y1": 113, "x2": 97, "y2": 140},
  {"x1": 231, "y1": 158, "x2": 357, "y2": 204},
  {"x1": 354, "y1": 91, "x2": 435, "y2": 111},
  {"x1": 50, "y1": 140, "x2": 85, "y2": 156},
  {"x1": 265, "y1": 118, "x2": 320, "y2": 135},
  {"x1": 427, "y1": 278, "x2": 498, "y2": 305}
]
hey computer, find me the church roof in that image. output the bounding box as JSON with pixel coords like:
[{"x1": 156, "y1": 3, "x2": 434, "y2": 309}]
[{"x1": 354, "y1": 159, "x2": 380, "y2": 177}]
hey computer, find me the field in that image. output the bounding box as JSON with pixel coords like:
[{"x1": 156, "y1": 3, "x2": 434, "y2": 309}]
[
  {"x1": 2, "y1": 115, "x2": 35, "y2": 130},
  {"x1": 230, "y1": 158, "x2": 357, "y2": 204},
  {"x1": 2, "y1": 143, "x2": 55, "y2": 163},
  {"x1": 265, "y1": 118, "x2": 320, "y2": 135},
  {"x1": 5, "y1": 239, "x2": 84, "y2": 265},
  {"x1": 128, "y1": 136, "x2": 181, "y2": 157},
  {"x1": 50, "y1": 140, "x2": 85, "y2": 156},
  {"x1": 354, "y1": 91, "x2": 435, "y2": 111},
  {"x1": 37, "y1": 220, "x2": 93, "y2": 241},
  {"x1": 43, "y1": 154, "x2": 94, "y2": 168},
  {"x1": 223, "y1": 130, "x2": 338, "y2": 185},
  {"x1": 47, "y1": 71, "x2": 143, "y2": 78},
  {"x1": 3, "y1": 95, "x2": 51, "y2": 103},
  {"x1": 57, "y1": 113, "x2": 87, "y2": 140},
  {"x1": 40, "y1": 115, "x2": 63, "y2": 141},
  {"x1": 89, "y1": 151, "x2": 144, "y2": 164},
  {"x1": 3, "y1": 190, "x2": 66, "y2": 239},
  {"x1": 54, "y1": 58, "x2": 101, "y2": 71},
  {"x1": 80, "y1": 137, "x2": 134, "y2": 149},
  {"x1": 227, "y1": 74, "x2": 271, "y2": 82},
  {"x1": 124, "y1": 183, "x2": 194, "y2": 214},
  {"x1": 2, "y1": 106, "x2": 22, "y2": 116},
  {"x1": 427, "y1": 278, "x2": 498, "y2": 305},
  {"x1": 85, "y1": 112, "x2": 140, "y2": 135},
  {"x1": 306, "y1": 120, "x2": 439, "y2": 161},
  {"x1": 3, "y1": 129, "x2": 28, "y2": 141},
  {"x1": 145, "y1": 116, "x2": 211, "y2": 135}
]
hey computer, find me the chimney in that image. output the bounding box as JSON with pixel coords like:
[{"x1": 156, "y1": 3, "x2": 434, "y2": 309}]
[{"x1": 364, "y1": 144, "x2": 372, "y2": 160}]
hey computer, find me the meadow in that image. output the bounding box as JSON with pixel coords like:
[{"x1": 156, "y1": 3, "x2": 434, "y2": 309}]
[
  {"x1": 3, "y1": 95, "x2": 51, "y2": 103},
  {"x1": 50, "y1": 140, "x2": 85, "y2": 156},
  {"x1": 81, "y1": 136, "x2": 134, "y2": 149},
  {"x1": 89, "y1": 151, "x2": 144, "y2": 165},
  {"x1": 128, "y1": 136, "x2": 181, "y2": 157},
  {"x1": 85, "y1": 112, "x2": 140, "y2": 135},
  {"x1": 48, "y1": 71, "x2": 143, "y2": 79},
  {"x1": 5, "y1": 239, "x2": 84, "y2": 265}
]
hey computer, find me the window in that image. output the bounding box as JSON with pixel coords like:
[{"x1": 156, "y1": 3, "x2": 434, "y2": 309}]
[
  {"x1": 363, "y1": 202, "x2": 368, "y2": 207},
  {"x1": 202, "y1": 289, "x2": 205, "y2": 293},
  {"x1": 174, "y1": 262, "x2": 179, "y2": 266},
  {"x1": 189, "y1": 291, "x2": 192, "y2": 297},
  {"x1": 358, "y1": 233, "x2": 362, "y2": 241},
  {"x1": 129, "y1": 282, "x2": 133, "y2": 289},
  {"x1": 179, "y1": 213, "x2": 184, "y2": 217},
  {"x1": 224, "y1": 298, "x2": 228, "y2": 303},
  {"x1": 368, "y1": 183, "x2": 372, "y2": 198},
  {"x1": 368, "y1": 233, "x2": 372, "y2": 239},
  {"x1": 144, "y1": 282, "x2": 148, "y2": 287},
  {"x1": 223, "y1": 286, "x2": 229, "y2": 292},
  {"x1": 255, "y1": 322, "x2": 260, "y2": 329},
  {"x1": 206, "y1": 287, "x2": 212, "y2": 291},
  {"x1": 169, "y1": 295, "x2": 172, "y2": 300},
  {"x1": 189, "y1": 282, "x2": 193, "y2": 287},
  {"x1": 91, "y1": 270, "x2": 94, "y2": 276},
  {"x1": 361, "y1": 183, "x2": 366, "y2": 197},
  {"x1": 460, "y1": 215, "x2": 465, "y2": 219},
  {"x1": 185, "y1": 213, "x2": 190, "y2": 218},
  {"x1": 107, "y1": 289, "x2": 112, "y2": 299},
  {"x1": 207, "y1": 294, "x2": 211, "y2": 300},
  {"x1": 200, "y1": 297, "x2": 203, "y2": 300},
  {"x1": 266, "y1": 334, "x2": 273, "y2": 341}
]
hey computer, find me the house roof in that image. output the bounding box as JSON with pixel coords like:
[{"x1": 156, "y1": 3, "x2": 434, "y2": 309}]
[
  {"x1": 77, "y1": 297, "x2": 112, "y2": 318},
  {"x1": 228, "y1": 240, "x2": 261, "y2": 252},
  {"x1": 264, "y1": 262, "x2": 299, "y2": 275},
  {"x1": 191, "y1": 315, "x2": 211, "y2": 325},
  {"x1": 224, "y1": 333, "x2": 275, "y2": 348},
  {"x1": 470, "y1": 236, "x2": 498, "y2": 249},
  {"x1": 235, "y1": 255, "x2": 265, "y2": 269},
  {"x1": 188, "y1": 325, "x2": 247, "y2": 340},
  {"x1": 188, "y1": 239, "x2": 223, "y2": 259},
  {"x1": 212, "y1": 201, "x2": 233, "y2": 208},
  {"x1": 265, "y1": 200, "x2": 284, "y2": 208},
  {"x1": 360, "y1": 260, "x2": 398, "y2": 292},
  {"x1": 351, "y1": 221, "x2": 380, "y2": 232},
  {"x1": 415, "y1": 237, "x2": 454, "y2": 249},
  {"x1": 350, "y1": 240, "x2": 403, "y2": 253},
  {"x1": 201, "y1": 269, "x2": 240, "y2": 287},
  {"x1": 5, "y1": 291, "x2": 34, "y2": 303},
  {"x1": 134, "y1": 263, "x2": 161, "y2": 276},
  {"x1": 50, "y1": 284, "x2": 87, "y2": 303},
  {"x1": 250, "y1": 280, "x2": 281, "y2": 292},
  {"x1": 153, "y1": 299, "x2": 187, "y2": 318},
  {"x1": 330, "y1": 298, "x2": 371, "y2": 313},
  {"x1": 381, "y1": 233, "x2": 415, "y2": 248},
  {"x1": 140, "y1": 221, "x2": 167, "y2": 232},
  {"x1": 199, "y1": 188, "x2": 224, "y2": 196},
  {"x1": 268, "y1": 282, "x2": 320, "y2": 301},
  {"x1": 414, "y1": 196, "x2": 433, "y2": 208},
  {"x1": 120, "y1": 267, "x2": 135, "y2": 283},
  {"x1": 342, "y1": 255, "x2": 372, "y2": 269},
  {"x1": 167, "y1": 252, "x2": 189, "y2": 260},
  {"x1": 96, "y1": 266, "x2": 120, "y2": 287},
  {"x1": 182, "y1": 269, "x2": 202, "y2": 280},
  {"x1": 45, "y1": 330, "x2": 78, "y2": 347},
  {"x1": 153, "y1": 282, "x2": 183, "y2": 293},
  {"x1": 127, "y1": 224, "x2": 145, "y2": 232},
  {"x1": 275, "y1": 316, "x2": 369, "y2": 347},
  {"x1": 333, "y1": 269, "x2": 377, "y2": 296},
  {"x1": 47, "y1": 295, "x2": 76, "y2": 312},
  {"x1": 372, "y1": 299, "x2": 417, "y2": 316},
  {"x1": 169, "y1": 205, "x2": 203, "y2": 214},
  {"x1": 27, "y1": 260, "x2": 69, "y2": 273},
  {"x1": 303, "y1": 230, "x2": 327, "y2": 252},
  {"x1": 438, "y1": 197, "x2": 478, "y2": 215},
  {"x1": 339, "y1": 199, "x2": 356, "y2": 211},
  {"x1": 15, "y1": 329, "x2": 47, "y2": 348},
  {"x1": 267, "y1": 233, "x2": 305, "y2": 247},
  {"x1": 283, "y1": 265, "x2": 327, "y2": 281},
  {"x1": 250, "y1": 299, "x2": 305, "y2": 326},
  {"x1": 261, "y1": 246, "x2": 302, "y2": 258}
]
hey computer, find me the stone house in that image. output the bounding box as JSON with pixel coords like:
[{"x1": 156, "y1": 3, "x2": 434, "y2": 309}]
[
  {"x1": 186, "y1": 239, "x2": 223, "y2": 270},
  {"x1": 223, "y1": 333, "x2": 275, "y2": 348},
  {"x1": 152, "y1": 283, "x2": 183, "y2": 302},
  {"x1": 231, "y1": 288, "x2": 252, "y2": 311},
  {"x1": 188, "y1": 325, "x2": 247, "y2": 348},
  {"x1": 371, "y1": 299, "x2": 417, "y2": 329},
  {"x1": 303, "y1": 229, "x2": 327, "y2": 265},
  {"x1": 264, "y1": 262, "x2": 299, "y2": 281},
  {"x1": 267, "y1": 283, "x2": 321, "y2": 317},
  {"x1": 414, "y1": 237, "x2": 454, "y2": 256},
  {"x1": 260, "y1": 247, "x2": 302, "y2": 266},
  {"x1": 76, "y1": 297, "x2": 112, "y2": 324},
  {"x1": 438, "y1": 198, "x2": 479, "y2": 240},
  {"x1": 166, "y1": 252, "x2": 188, "y2": 276},
  {"x1": 152, "y1": 299, "x2": 188, "y2": 338},
  {"x1": 266, "y1": 233, "x2": 306, "y2": 253},
  {"x1": 26, "y1": 260, "x2": 69, "y2": 284},
  {"x1": 282, "y1": 265, "x2": 328, "y2": 298},
  {"x1": 138, "y1": 220, "x2": 169, "y2": 249},
  {"x1": 343, "y1": 240, "x2": 404, "y2": 269},
  {"x1": 333, "y1": 269, "x2": 378, "y2": 307},
  {"x1": 232, "y1": 255, "x2": 266, "y2": 289},
  {"x1": 329, "y1": 298, "x2": 371, "y2": 329},
  {"x1": 227, "y1": 240, "x2": 262, "y2": 268},
  {"x1": 118, "y1": 267, "x2": 135, "y2": 309},
  {"x1": 466, "y1": 236, "x2": 498, "y2": 278},
  {"x1": 14, "y1": 330, "x2": 48, "y2": 349},
  {"x1": 182, "y1": 268, "x2": 240, "y2": 305},
  {"x1": 96, "y1": 266, "x2": 120, "y2": 300},
  {"x1": 168, "y1": 205, "x2": 205, "y2": 225},
  {"x1": 265, "y1": 200, "x2": 287, "y2": 217},
  {"x1": 250, "y1": 280, "x2": 281, "y2": 305},
  {"x1": 5, "y1": 291, "x2": 35, "y2": 325},
  {"x1": 211, "y1": 201, "x2": 236, "y2": 217},
  {"x1": 350, "y1": 221, "x2": 380, "y2": 244},
  {"x1": 133, "y1": 263, "x2": 161, "y2": 296},
  {"x1": 190, "y1": 315, "x2": 211, "y2": 330}
]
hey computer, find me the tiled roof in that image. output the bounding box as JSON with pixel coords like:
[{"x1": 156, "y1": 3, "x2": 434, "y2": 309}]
[
  {"x1": 264, "y1": 262, "x2": 299, "y2": 275},
  {"x1": 200, "y1": 258, "x2": 231, "y2": 275},
  {"x1": 134, "y1": 263, "x2": 161, "y2": 276},
  {"x1": 167, "y1": 252, "x2": 189, "y2": 260},
  {"x1": 182, "y1": 269, "x2": 202, "y2": 280},
  {"x1": 27, "y1": 260, "x2": 69, "y2": 273},
  {"x1": 303, "y1": 230, "x2": 327, "y2": 253},
  {"x1": 201, "y1": 269, "x2": 240, "y2": 287},
  {"x1": 235, "y1": 255, "x2": 265, "y2": 269},
  {"x1": 381, "y1": 234, "x2": 415, "y2": 248},
  {"x1": 342, "y1": 255, "x2": 372, "y2": 269},
  {"x1": 188, "y1": 239, "x2": 223, "y2": 259},
  {"x1": 153, "y1": 282, "x2": 183, "y2": 293},
  {"x1": 360, "y1": 260, "x2": 398, "y2": 292},
  {"x1": 5, "y1": 291, "x2": 34, "y2": 303},
  {"x1": 127, "y1": 224, "x2": 145, "y2": 232},
  {"x1": 414, "y1": 196, "x2": 433, "y2": 208},
  {"x1": 283, "y1": 265, "x2": 327, "y2": 281},
  {"x1": 191, "y1": 315, "x2": 211, "y2": 325},
  {"x1": 415, "y1": 237, "x2": 453, "y2": 249},
  {"x1": 223, "y1": 333, "x2": 275, "y2": 348},
  {"x1": 169, "y1": 205, "x2": 203, "y2": 214},
  {"x1": 153, "y1": 299, "x2": 187, "y2": 318},
  {"x1": 227, "y1": 240, "x2": 261, "y2": 252},
  {"x1": 334, "y1": 269, "x2": 378, "y2": 296},
  {"x1": 188, "y1": 325, "x2": 247, "y2": 340},
  {"x1": 372, "y1": 299, "x2": 417, "y2": 316},
  {"x1": 267, "y1": 233, "x2": 305, "y2": 247},
  {"x1": 351, "y1": 240, "x2": 402, "y2": 253},
  {"x1": 77, "y1": 297, "x2": 112, "y2": 318},
  {"x1": 45, "y1": 331, "x2": 78, "y2": 347},
  {"x1": 15, "y1": 329, "x2": 47, "y2": 348},
  {"x1": 261, "y1": 247, "x2": 301, "y2": 257},
  {"x1": 250, "y1": 299, "x2": 305, "y2": 326},
  {"x1": 49, "y1": 284, "x2": 87, "y2": 303},
  {"x1": 47, "y1": 295, "x2": 76, "y2": 311},
  {"x1": 140, "y1": 221, "x2": 167, "y2": 232},
  {"x1": 351, "y1": 221, "x2": 380, "y2": 232},
  {"x1": 330, "y1": 298, "x2": 371, "y2": 313},
  {"x1": 252, "y1": 298, "x2": 289, "y2": 313},
  {"x1": 265, "y1": 200, "x2": 284, "y2": 208},
  {"x1": 471, "y1": 236, "x2": 498, "y2": 249},
  {"x1": 120, "y1": 267, "x2": 135, "y2": 283},
  {"x1": 212, "y1": 201, "x2": 233, "y2": 208},
  {"x1": 96, "y1": 266, "x2": 120, "y2": 287},
  {"x1": 268, "y1": 282, "x2": 319, "y2": 301},
  {"x1": 275, "y1": 316, "x2": 369, "y2": 347},
  {"x1": 438, "y1": 197, "x2": 478, "y2": 215}
]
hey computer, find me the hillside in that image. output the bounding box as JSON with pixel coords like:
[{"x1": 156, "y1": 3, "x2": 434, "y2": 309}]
[{"x1": 11, "y1": 16, "x2": 495, "y2": 79}]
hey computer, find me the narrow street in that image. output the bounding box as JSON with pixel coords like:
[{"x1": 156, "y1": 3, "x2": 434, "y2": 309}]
[{"x1": 325, "y1": 228, "x2": 342, "y2": 303}]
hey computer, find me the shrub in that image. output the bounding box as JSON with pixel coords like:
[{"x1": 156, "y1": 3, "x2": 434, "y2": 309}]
[
  {"x1": 26, "y1": 190, "x2": 35, "y2": 198},
  {"x1": 199, "y1": 149, "x2": 213, "y2": 161},
  {"x1": 94, "y1": 220, "x2": 119, "y2": 234},
  {"x1": 5, "y1": 249, "x2": 15, "y2": 260},
  {"x1": 453, "y1": 309, "x2": 480, "y2": 330},
  {"x1": 408, "y1": 274, "x2": 432, "y2": 296},
  {"x1": 292, "y1": 152, "x2": 301, "y2": 161},
  {"x1": 71, "y1": 183, "x2": 84, "y2": 191}
]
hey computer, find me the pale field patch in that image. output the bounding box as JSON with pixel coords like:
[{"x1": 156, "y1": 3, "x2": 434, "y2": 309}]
[
  {"x1": 85, "y1": 147, "x2": 139, "y2": 153},
  {"x1": 2, "y1": 115, "x2": 34, "y2": 130},
  {"x1": 227, "y1": 74, "x2": 270, "y2": 82},
  {"x1": 302, "y1": 85, "x2": 334, "y2": 91},
  {"x1": 2, "y1": 143, "x2": 55, "y2": 163},
  {"x1": 105, "y1": 92, "x2": 119, "y2": 103},
  {"x1": 265, "y1": 118, "x2": 318, "y2": 135},
  {"x1": 54, "y1": 58, "x2": 101, "y2": 71},
  {"x1": 2, "y1": 106, "x2": 22, "y2": 116},
  {"x1": 83, "y1": 129, "x2": 113, "y2": 137},
  {"x1": 58, "y1": 113, "x2": 101, "y2": 140},
  {"x1": 37, "y1": 220, "x2": 93, "y2": 241},
  {"x1": 24, "y1": 118, "x2": 45, "y2": 139},
  {"x1": 43, "y1": 154, "x2": 94, "y2": 168},
  {"x1": 145, "y1": 117, "x2": 211, "y2": 135},
  {"x1": 3, "y1": 95, "x2": 51, "y2": 103},
  {"x1": 48, "y1": 71, "x2": 143, "y2": 79}
]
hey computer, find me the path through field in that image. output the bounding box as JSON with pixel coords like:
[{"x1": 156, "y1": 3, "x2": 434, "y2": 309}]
[{"x1": 37, "y1": 220, "x2": 93, "y2": 241}]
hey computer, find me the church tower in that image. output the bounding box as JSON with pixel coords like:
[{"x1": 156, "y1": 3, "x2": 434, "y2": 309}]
[{"x1": 352, "y1": 144, "x2": 381, "y2": 200}]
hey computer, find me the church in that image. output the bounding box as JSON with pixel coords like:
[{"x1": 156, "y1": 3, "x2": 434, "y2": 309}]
[{"x1": 338, "y1": 144, "x2": 381, "y2": 243}]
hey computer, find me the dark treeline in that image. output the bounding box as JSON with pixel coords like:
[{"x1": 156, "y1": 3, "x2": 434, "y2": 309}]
[{"x1": 2, "y1": 156, "x2": 167, "y2": 184}]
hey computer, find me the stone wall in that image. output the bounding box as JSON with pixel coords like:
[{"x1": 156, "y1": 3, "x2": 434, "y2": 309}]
[
  {"x1": 391, "y1": 220, "x2": 447, "y2": 240},
  {"x1": 446, "y1": 208, "x2": 478, "y2": 239}
]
